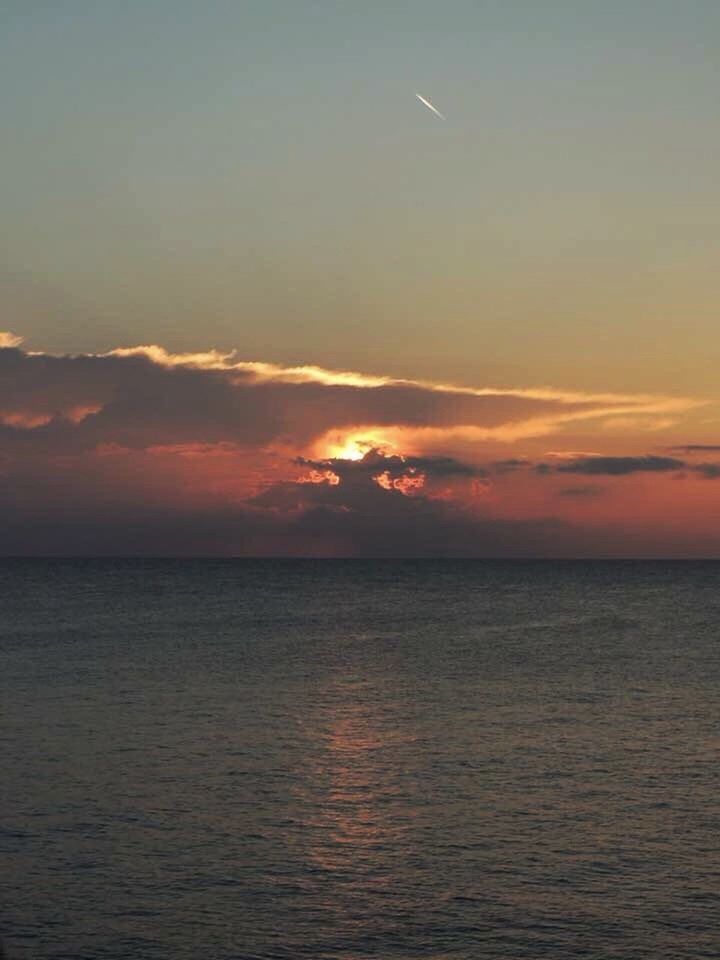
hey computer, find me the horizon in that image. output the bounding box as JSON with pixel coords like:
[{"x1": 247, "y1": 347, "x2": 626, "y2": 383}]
[{"x1": 4, "y1": 555, "x2": 720, "y2": 563}]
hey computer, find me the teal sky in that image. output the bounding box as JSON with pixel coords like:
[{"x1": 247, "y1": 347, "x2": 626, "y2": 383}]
[{"x1": 2, "y1": 1, "x2": 719, "y2": 392}]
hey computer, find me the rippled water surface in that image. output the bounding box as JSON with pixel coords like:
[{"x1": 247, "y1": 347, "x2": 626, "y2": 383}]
[{"x1": 2, "y1": 559, "x2": 719, "y2": 959}]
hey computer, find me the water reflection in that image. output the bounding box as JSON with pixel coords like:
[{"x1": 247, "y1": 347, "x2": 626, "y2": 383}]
[{"x1": 293, "y1": 672, "x2": 419, "y2": 941}]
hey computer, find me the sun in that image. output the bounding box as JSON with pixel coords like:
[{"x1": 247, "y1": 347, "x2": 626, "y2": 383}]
[
  {"x1": 332, "y1": 439, "x2": 367, "y2": 461},
  {"x1": 321, "y1": 431, "x2": 393, "y2": 461}
]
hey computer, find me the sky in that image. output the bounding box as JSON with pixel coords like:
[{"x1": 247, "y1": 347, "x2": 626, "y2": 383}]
[{"x1": 1, "y1": 1, "x2": 719, "y2": 556}]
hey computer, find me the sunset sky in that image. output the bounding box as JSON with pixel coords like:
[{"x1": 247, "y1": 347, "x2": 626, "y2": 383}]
[{"x1": 2, "y1": 1, "x2": 719, "y2": 555}]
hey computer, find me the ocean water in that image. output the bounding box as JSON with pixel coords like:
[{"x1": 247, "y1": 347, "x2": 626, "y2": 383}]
[{"x1": 1, "y1": 559, "x2": 719, "y2": 960}]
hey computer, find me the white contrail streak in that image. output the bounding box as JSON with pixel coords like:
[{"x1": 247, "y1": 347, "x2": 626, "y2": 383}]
[{"x1": 415, "y1": 92, "x2": 445, "y2": 120}]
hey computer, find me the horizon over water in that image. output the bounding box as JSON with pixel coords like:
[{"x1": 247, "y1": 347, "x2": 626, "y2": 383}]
[{"x1": 2, "y1": 558, "x2": 719, "y2": 959}]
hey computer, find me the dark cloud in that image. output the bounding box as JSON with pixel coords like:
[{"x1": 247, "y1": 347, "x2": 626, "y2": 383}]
[
  {"x1": 0, "y1": 448, "x2": 566, "y2": 558},
  {"x1": 533, "y1": 453, "x2": 720, "y2": 481},
  {"x1": 694, "y1": 463, "x2": 720, "y2": 479},
  {"x1": 555, "y1": 455, "x2": 685, "y2": 475},
  {"x1": 216, "y1": 450, "x2": 564, "y2": 557},
  {"x1": 668, "y1": 444, "x2": 720, "y2": 453},
  {"x1": 0, "y1": 338, "x2": 696, "y2": 458},
  {"x1": 295, "y1": 449, "x2": 484, "y2": 482},
  {"x1": 492, "y1": 458, "x2": 528, "y2": 473},
  {"x1": 557, "y1": 485, "x2": 603, "y2": 498},
  {"x1": 0, "y1": 342, "x2": 586, "y2": 457}
]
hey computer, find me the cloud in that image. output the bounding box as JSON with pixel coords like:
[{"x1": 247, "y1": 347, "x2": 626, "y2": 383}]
[
  {"x1": 557, "y1": 485, "x2": 603, "y2": 498},
  {"x1": 694, "y1": 463, "x2": 720, "y2": 479},
  {"x1": 296, "y1": 449, "x2": 484, "y2": 481},
  {"x1": 664, "y1": 446, "x2": 720, "y2": 476},
  {"x1": 553, "y1": 455, "x2": 686, "y2": 475},
  {"x1": 0, "y1": 334, "x2": 701, "y2": 453},
  {"x1": 100, "y1": 341, "x2": 694, "y2": 408},
  {"x1": 0, "y1": 441, "x2": 565, "y2": 557},
  {"x1": 669, "y1": 444, "x2": 720, "y2": 453},
  {"x1": 492, "y1": 458, "x2": 528, "y2": 473},
  {"x1": 532, "y1": 453, "x2": 720, "y2": 481},
  {"x1": 247, "y1": 448, "x2": 563, "y2": 557},
  {"x1": 0, "y1": 333, "x2": 717, "y2": 556},
  {"x1": 0, "y1": 331, "x2": 23, "y2": 349}
]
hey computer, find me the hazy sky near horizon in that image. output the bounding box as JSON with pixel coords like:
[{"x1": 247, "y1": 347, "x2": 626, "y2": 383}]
[{"x1": 3, "y1": 0, "x2": 720, "y2": 393}]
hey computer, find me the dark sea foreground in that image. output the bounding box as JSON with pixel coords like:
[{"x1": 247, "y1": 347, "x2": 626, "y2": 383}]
[{"x1": 1, "y1": 559, "x2": 719, "y2": 959}]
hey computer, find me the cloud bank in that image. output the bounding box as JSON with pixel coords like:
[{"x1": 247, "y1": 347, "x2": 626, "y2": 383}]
[{"x1": 1, "y1": 332, "x2": 718, "y2": 556}]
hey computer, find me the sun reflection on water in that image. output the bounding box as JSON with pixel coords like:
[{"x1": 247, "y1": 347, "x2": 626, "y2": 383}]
[{"x1": 293, "y1": 674, "x2": 419, "y2": 912}]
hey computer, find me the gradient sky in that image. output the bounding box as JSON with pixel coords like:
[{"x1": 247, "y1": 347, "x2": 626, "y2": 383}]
[{"x1": 2, "y1": 2, "x2": 719, "y2": 555}]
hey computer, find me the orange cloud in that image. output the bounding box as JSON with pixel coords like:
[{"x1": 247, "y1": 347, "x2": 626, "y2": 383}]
[{"x1": 0, "y1": 331, "x2": 23, "y2": 349}]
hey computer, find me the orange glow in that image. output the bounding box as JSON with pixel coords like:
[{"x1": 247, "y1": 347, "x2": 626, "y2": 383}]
[
  {"x1": 294, "y1": 676, "x2": 416, "y2": 885},
  {"x1": 319, "y1": 430, "x2": 394, "y2": 461},
  {"x1": 330, "y1": 439, "x2": 366, "y2": 461},
  {"x1": 0, "y1": 404, "x2": 102, "y2": 428},
  {"x1": 374, "y1": 470, "x2": 425, "y2": 494},
  {"x1": 0, "y1": 411, "x2": 53, "y2": 428},
  {"x1": 298, "y1": 468, "x2": 340, "y2": 485}
]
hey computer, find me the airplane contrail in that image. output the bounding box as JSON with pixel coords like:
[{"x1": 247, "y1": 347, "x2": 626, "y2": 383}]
[{"x1": 415, "y1": 92, "x2": 445, "y2": 120}]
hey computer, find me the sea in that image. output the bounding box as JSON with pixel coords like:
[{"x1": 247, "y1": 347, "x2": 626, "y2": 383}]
[{"x1": 1, "y1": 559, "x2": 719, "y2": 959}]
